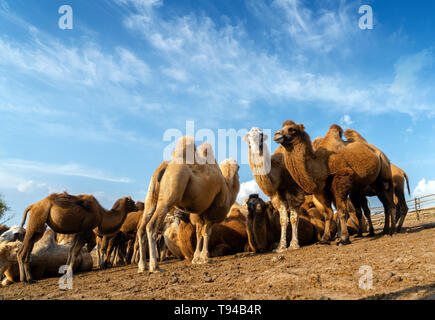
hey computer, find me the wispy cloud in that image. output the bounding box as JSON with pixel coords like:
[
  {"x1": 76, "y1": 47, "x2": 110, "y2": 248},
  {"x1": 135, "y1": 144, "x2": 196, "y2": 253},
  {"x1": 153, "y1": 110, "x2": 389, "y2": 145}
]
[{"x1": 0, "y1": 159, "x2": 132, "y2": 183}]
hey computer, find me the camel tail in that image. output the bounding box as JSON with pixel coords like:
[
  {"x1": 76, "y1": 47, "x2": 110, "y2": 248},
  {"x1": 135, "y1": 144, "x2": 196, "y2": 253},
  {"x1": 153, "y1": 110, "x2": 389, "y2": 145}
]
[
  {"x1": 20, "y1": 205, "x2": 33, "y2": 230},
  {"x1": 404, "y1": 173, "x2": 411, "y2": 196}
]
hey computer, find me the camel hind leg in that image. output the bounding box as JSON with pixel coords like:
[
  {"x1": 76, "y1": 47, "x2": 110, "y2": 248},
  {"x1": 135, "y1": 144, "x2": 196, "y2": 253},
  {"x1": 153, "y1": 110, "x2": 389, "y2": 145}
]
[
  {"x1": 332, "y1": 170, "x2": 353, "y2": 245},
  {"x1": 67, "y1": 230, "x2": 92, "y2": 272},
  {"x1": 17, "y1": 204, "x2": 49, "y2": 283}
]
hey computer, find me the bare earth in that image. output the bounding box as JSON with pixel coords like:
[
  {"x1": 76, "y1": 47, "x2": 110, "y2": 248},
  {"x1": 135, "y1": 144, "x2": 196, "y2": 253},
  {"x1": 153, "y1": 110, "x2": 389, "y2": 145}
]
[{"x1": 1, "y1": 217, "x2": 434, "y2": 300}]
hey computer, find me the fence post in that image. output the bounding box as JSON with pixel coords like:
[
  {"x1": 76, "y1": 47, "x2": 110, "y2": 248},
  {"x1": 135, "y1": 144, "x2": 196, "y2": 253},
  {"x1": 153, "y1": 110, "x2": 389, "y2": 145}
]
[{"x1": 414, "y1": 197, "x2": 421, "y2": 222}]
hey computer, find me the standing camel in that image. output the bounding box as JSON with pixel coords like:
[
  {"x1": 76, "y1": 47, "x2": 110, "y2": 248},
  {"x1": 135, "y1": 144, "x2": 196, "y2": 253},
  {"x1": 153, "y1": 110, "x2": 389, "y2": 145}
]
[
  {"x1": 243, "y1": 127, "x2": 306, "y2": 251},
  {"x1": 137, "y1": 136, "x2": 240, "y2": 272},
  {"x1": 273, "y1": 121, "x2": 397, "y2": 245},
  {"x1": 17, "y1": 192, "x2": 137, "y2": 282}
]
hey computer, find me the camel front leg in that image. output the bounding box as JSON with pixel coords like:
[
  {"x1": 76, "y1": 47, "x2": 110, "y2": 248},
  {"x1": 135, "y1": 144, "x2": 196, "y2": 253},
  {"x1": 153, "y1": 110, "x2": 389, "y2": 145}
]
[
  {"x1": 199, "y1": 223, "x2": 212, "y2": 264},
  {"x1": 192, "y1": 223, "x2": 204, "y2": 264},
  {"x1": 271, "y1": 196, "x2": 289, "y2": 252},
  {"x1": 289, "y1": 208, "x2": 300, "y2": 249}
]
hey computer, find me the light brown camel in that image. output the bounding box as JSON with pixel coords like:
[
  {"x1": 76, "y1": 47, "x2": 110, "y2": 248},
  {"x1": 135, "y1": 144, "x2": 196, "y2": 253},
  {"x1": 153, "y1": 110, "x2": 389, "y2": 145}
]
[
  {"x1": 17, "y1": 192, "x2": 137, "y2": 282},
  {"x1": 137, "y1": 136, "x2": 240, "y2": 272},
  {"x1": 245, "y1": 194, "x2": 336, "y2": 252},
  {"x1": 0, "y1": 229, "x2": 93, "y2": 286},
  {"x1": 243, "y1": 127, "x2": 306, "y2": 252},
  {"x1": 274, "y1": 122, "x2": 397, "y2": 245},
  {"x1": 391, "y1": 164, "x2": 411, "y2": 232}
]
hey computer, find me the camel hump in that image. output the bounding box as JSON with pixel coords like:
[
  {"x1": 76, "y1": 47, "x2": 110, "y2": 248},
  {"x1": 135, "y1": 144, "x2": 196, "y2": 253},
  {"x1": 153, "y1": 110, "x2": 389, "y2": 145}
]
[
  {"x1": 173, "y1": 136, "x2": 198, "y2": 164},
  {"x1": 53, "y1": 193, "x2": 92, "y2": 211},
  {"x1": 197, "y1": 142, "x2": 216, "y2": 164},
  {"x1": 344, "y1": 129, "x2": 367, "y2": 143}
]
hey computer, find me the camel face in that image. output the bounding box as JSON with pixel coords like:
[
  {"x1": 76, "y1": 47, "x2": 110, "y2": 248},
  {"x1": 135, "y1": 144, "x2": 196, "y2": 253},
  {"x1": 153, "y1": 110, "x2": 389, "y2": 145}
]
[
  {"x1": 273, "y1": 121, "x2": 305, "y2": 147},
  {"x1": 246, "y1": 195, "x2": 267, "y2": 218},
  {"x1": 244, "y1": 127, "x2": 269, "y2": 154}
]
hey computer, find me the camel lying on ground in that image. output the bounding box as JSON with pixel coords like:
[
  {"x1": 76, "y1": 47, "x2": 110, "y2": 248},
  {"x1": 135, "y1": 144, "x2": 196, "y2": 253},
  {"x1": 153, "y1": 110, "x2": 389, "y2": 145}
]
[
  {"x1": 137, "y1": 137, "x2": 240, "y2": 272},
  {"x1": 18, "y1": 192, "x2": 137, "y2": 282},
  {"x1": 163, "y1": 205, "x2": 249, "y2": 261},
  {"x1": 246, "y1": 194, "x2": 337, "y2": 252},
  {"x1": 0, "y1": 229, "x2": 92, "y2": 286}
]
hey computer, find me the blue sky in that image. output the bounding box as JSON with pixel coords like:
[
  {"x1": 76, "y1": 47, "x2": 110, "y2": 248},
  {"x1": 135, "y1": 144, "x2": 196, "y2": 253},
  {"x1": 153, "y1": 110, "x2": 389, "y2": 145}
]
[{"x1": 0, "y1": 0, "x2": 434, "y2": 225}]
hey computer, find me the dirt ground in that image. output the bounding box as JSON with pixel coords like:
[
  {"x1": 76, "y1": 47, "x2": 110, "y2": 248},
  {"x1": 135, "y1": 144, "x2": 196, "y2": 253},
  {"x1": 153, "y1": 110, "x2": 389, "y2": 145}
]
[{"x1": 1, "y1": 216, "x2": 434, "y2": 300}]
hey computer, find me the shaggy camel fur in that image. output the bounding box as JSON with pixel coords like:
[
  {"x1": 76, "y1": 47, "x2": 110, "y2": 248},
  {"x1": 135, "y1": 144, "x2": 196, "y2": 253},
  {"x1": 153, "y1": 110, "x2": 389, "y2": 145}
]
[
  {"x1": 246, "y1": 194, "x2": 336, "y2": 252},
  {"x1": 343, "y1": 129, "x2": 405, "y2": 235},
  {"x1": 0, "y1": 229, "x2": 93, "y2": 286},
  {"x1": 137, "y1": 137, "x2": 240, "y2": 272},
  {"x1": 243, "y1": 127, "x2": 306, "y2": 251},
  {"x1": 18, "y1": 192, "x2": 137, "y2": 282},
  {"x1": 165, "y1": 207, "x2": 248, "y2": 261},
  {"x1": 274, "y1": 122, "x2": 397, "y2": 245}
]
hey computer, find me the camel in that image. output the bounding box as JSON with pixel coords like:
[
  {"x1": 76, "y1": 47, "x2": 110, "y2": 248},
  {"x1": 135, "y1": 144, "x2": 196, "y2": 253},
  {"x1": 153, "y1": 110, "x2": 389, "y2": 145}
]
[
  {"x1": 164, "y1": 206, "x2": 249, "y2": 261},
  {"x1": 0, "y1": 224, "x2": 9, "y2": 236},
  {"x1": 0, "y1": 226, "x2": 25, "y2": 242},
  {"x1": 17, "y1": 192, "x2": 137, "y2": 282},
  {"x1": 246, "y1": 194, "x2": 336, "y2": 252},
  {"x1": 391, "y1": 164, "x2": 411, "y2": 232},
  {"x1": 137, "y1": 136, "x2": 240, "y2": 272},
  {"x1": 243, "y1": 127, "x2": 306, "y2": 252},
  {"x1": 56, "y1": 232, "x2": 96, "y2": 253},
  {"x1": 274, "y1": 122, "x2": 397, "y2": 245},
  {"x1": 0, "y1": 229, "x2": 93, "y2": 286}
]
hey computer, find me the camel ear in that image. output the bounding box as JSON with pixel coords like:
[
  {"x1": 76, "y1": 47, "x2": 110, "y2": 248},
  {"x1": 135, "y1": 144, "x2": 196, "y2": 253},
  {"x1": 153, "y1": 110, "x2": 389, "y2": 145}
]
[{"x1": 298, "y1": 124, "x2": 305, "y2": 131}]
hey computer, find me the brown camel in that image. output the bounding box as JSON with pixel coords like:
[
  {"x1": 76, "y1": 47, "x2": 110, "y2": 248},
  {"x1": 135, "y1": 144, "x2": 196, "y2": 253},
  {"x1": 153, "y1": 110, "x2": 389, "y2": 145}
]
[
  {"x1": 166, "y1": 206, "x2": 248, "y2": 261},
  {"x1": 246, "y1": 194, "x2": 335, "y2": 252},
  {"x1": 274, "y1": 122, "x2": 397, "y2": 245},
  {"x1": 0, "y1": 229, "x2": 93, "y2": 286},
  {"x1": 243, "y1": 127, "x2": 306, "y2": 251},
  {"x1": 137, "y1": 136, "x2": 240, "y2": 272},
  {"x1": 17, "y1": 192, "x2": 137, "y2": 282},
  {"x1": 344, "y1": 129, "x2": 409, "y2": 234}
]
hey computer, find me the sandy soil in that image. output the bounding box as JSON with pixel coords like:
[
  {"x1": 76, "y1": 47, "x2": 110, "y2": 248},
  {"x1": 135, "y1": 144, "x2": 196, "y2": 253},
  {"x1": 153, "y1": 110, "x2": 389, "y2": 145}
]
[{"x1": 1, "y1": 217, "x2": 434, "y2": 300}]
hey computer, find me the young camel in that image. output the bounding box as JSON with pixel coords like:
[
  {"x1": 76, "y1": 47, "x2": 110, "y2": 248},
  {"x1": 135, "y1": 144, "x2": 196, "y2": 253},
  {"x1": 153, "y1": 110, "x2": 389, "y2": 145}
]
[
  {"x1": 137, "y1": 136, "x2": 240, "y2": 272},
  {"x1": 18, "y1": 192, "x2": 137, "y2": 282},
  {"x1": 274, "y1": 122, "x2": 396, "y2": 245},
  {"x1": 243, "y1": 127, "x2": 306, "y2": 252}
]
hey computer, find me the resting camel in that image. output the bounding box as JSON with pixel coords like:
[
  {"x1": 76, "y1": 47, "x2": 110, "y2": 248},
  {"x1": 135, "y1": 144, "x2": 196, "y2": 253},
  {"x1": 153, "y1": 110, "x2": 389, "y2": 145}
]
[
  {"x1": 0, "y1": 229, "x2": 93, "y2": 286},
  {"x1": 137, "y1": 136, "x2": 240, "y2": 272},
  {"x1": 243, "y1": 127, "x2": 306, "y2": 252},
  {"x1": 17, "y1": 192, "x2": 137, "y2": 282},
  {"x1": 246, "y1": 194, "x2": 336, "y2": 252},
  {"x1": 164, "y1": 206, "x2": 249, "y2": 261},
  {"x1": 274, "y1": 122, "x2": 397, "y2": 245},
  {"x1": 57, "y1": 232, "x2": 96, "y2": 253}
]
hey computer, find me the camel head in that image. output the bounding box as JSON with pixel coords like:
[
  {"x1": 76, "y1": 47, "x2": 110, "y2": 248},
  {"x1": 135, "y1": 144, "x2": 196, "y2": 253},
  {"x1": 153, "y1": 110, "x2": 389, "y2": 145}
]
[
  {"x1": 111, "y1": 196, "x2": 138, "y2": 214},
  {"x1": 243, "y1": 127, "x2": 268, "y2": 154},
  {"x1": 246, "y1": 194, "x2": 267, "y2": 219},
  {"x1": 0, "y1": 240, "x2": 21, "y2": 275},
  {"x1": 136, "y1": 201, "x2": 145, "y2": 211},
  {"x1": 273, "y1": 120, "x2": 306, "y2": 149}
]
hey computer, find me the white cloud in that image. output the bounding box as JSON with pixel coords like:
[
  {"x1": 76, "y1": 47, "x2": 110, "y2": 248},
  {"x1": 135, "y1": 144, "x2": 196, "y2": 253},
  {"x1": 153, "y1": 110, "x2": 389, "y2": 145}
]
[
  {"x1": 0, "y1": 159, "x2": 132, "y2": 183},
  {"x1": 0, "y1": 36, "x2": 150, "y2": 88},
  {"x1": 237, "y1": 179, "x2": 268, "y2": 204},
  {"x1": 414, "y1": 178, "x2": 435, "y2": 197},
  {"x1": 0, "y1": 171, "x2": 45, "y2": 193},
  {"x1": 340, "y1": 114, "x2": 354, "y2": 128}
]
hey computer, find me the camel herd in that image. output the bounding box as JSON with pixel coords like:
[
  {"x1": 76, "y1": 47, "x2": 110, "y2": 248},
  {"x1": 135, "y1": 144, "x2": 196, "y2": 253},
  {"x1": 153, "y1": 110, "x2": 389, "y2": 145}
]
[{"x1": 0, "y1": 121, "x2": 411, "y2": 286}]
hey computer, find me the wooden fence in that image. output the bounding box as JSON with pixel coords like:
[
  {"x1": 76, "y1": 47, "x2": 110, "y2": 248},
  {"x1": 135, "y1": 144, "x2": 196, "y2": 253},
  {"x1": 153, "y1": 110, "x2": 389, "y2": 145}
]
[{"x1": 369, "y1": 194, "x2": 435, "y2": 226}]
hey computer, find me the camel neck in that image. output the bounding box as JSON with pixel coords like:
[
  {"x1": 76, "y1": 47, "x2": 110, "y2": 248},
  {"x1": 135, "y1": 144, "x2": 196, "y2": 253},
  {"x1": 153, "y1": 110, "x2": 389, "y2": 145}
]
[
  {"x1": 99, "y1": 205, "x2": 128, "y2": 235},
  {"x1": 283, "y1": 138, "x2": 322, "y2": 194}
]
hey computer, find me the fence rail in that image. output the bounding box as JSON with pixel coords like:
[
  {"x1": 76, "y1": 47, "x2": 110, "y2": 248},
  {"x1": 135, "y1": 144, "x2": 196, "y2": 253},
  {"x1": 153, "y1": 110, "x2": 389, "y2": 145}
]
[{"x1": 369, "y1": 193, "x2": 435, "y2": 226}]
